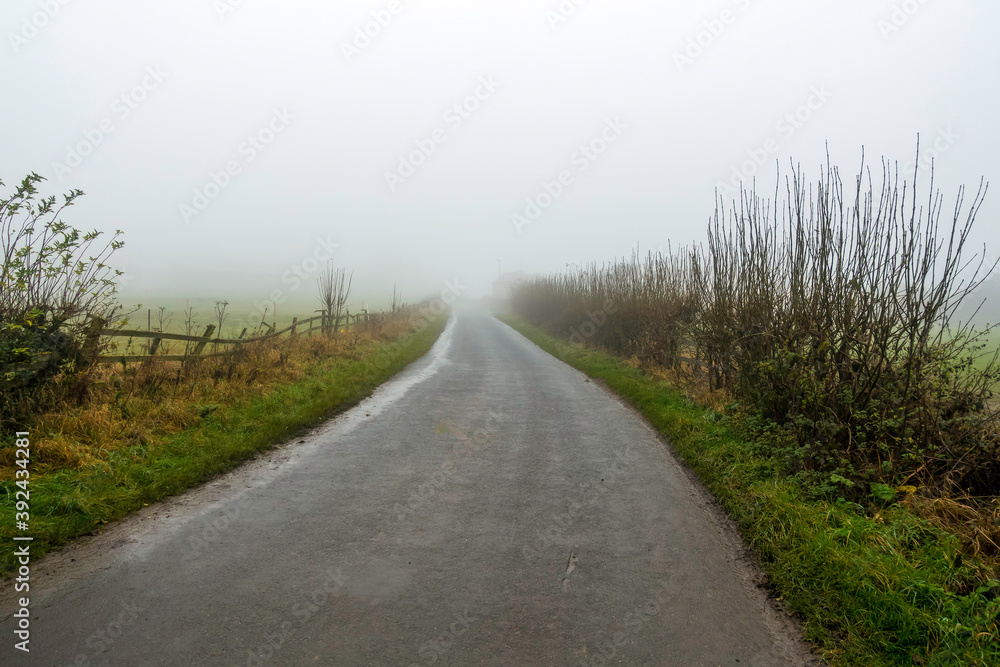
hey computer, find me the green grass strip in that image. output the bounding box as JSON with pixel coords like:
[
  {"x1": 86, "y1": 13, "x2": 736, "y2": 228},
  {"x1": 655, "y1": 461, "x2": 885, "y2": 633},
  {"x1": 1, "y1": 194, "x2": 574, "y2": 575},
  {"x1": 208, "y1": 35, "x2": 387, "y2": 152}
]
[
  {"x1": 499, "y1": 314, "x2": 1000, "y2": 667},
  {"x1": 1, "y1": 315, "x2": 448, "y2": 573}
]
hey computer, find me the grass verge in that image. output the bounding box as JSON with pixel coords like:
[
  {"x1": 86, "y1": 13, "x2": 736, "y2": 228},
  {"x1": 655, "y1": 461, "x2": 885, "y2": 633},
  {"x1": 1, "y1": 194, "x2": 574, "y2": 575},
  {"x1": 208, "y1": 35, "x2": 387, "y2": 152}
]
[
  {"x1": 1, "y1": 314, "x2": 448, "y2": 573},
  {"x1": 499, "y1": 314, "x2": 1000, "y2": 667}
]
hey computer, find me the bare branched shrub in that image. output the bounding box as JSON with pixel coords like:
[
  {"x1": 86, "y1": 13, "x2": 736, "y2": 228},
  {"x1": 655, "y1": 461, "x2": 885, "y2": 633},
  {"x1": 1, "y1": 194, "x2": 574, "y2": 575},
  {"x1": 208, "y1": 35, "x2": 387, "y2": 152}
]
[
  {"x1": 390, "y1": 284, "x2": 402, "y2": 314},
  {"x1": 317, "y1": 264, "x2": 353, "y2": 336},
  {"x1": 511, "y1": 146, "x2": 1000, "y2": 496},
  {"x1": 714, "y1": 152, "x2": 998, "y2": 494},
  {"x1": 154, "y1": 307, "x2": 173, "y2": 334}
]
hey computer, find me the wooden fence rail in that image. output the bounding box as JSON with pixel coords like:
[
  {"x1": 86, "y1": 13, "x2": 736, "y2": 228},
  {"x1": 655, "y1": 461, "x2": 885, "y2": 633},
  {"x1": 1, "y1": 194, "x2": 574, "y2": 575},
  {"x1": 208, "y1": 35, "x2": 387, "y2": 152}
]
[
  {"x1": 2, "y1": 310, "x2": 377, "y2": 385},
  {"x1": 95, "y1": 311, "x2": 373, "y2": 363}
]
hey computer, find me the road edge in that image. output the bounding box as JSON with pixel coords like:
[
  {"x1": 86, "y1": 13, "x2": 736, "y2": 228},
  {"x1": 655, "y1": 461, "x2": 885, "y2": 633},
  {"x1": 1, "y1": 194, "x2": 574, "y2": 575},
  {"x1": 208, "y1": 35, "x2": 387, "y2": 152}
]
[{"x1": 494, "y1": 312, "x2": 825, "y2": 666}]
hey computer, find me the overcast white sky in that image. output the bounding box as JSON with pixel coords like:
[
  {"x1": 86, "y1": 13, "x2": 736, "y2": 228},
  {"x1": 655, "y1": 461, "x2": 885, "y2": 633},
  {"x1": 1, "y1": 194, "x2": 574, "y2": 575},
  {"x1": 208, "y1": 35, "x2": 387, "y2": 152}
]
[{"x1": 2, "y1": 0, "x2": 998, "y2": 317}]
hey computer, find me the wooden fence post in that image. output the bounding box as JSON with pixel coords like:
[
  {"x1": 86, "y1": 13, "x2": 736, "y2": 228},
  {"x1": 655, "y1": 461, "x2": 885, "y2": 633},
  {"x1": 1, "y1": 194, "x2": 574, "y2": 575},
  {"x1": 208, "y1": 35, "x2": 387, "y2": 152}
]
[
  {"x1": 191, "y1": 325, "x2": 216, "y2": 357},
  {"x1": 83, "y1": 316, "x2": 106, "y2": 361},
  {"x1": 80, "y1": 309, "x2": 391, "y2": 367}
]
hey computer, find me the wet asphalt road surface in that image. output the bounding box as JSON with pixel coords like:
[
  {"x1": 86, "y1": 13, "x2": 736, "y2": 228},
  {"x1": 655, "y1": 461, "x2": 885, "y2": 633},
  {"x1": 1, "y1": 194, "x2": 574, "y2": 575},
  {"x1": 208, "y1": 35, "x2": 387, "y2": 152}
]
[{"x1": 2, "y1": 306, "x2": 815, "y2": 666}]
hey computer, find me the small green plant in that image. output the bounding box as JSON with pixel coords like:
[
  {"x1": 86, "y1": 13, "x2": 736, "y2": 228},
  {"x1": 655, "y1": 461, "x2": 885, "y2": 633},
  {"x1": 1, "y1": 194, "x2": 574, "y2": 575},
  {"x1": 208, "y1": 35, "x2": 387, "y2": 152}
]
[
  {"x1": 1, "y1": 173, "x2": 125, "y2": 422},
  {"x1": 1, "y1": 173, "x2": 123, "y2": 326},
  {"x1": 870, "y1": 483, "x2": 897, "y2": 504}
]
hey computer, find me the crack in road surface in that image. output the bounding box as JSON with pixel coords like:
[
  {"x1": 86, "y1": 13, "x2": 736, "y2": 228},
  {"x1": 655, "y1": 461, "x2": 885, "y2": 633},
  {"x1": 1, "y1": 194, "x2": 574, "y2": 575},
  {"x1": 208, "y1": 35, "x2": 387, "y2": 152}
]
[
  {"x1": 1, "y1": 306, "x2": 818, "y2": 666},
  {"x1": 562, "y1": 552, "x2": 579, "y2": 593}
]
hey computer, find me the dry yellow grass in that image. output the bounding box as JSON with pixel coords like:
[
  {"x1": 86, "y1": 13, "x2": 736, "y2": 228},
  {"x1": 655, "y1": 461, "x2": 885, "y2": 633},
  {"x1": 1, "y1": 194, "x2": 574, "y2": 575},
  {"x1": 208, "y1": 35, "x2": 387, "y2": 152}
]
[
  {"x1": 623, "y1": 354, "x2": 735, "y2": 411},
  {"x1": 904, "y1": 494, "x2": 1000, "y2": 565},
  {"x1": 0, "y1": 316, "x2": 415, "y2": 478}
]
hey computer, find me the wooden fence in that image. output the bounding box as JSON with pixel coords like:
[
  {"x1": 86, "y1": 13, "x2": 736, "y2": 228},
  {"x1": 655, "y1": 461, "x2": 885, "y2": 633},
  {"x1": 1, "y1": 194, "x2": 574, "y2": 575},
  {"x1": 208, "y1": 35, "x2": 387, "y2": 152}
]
[
  {"x1": 90, "y1": 311, "x2": 375, "y2": 364},
  {"x1": 1, "y1": 309, "x2": 376, "y2": 387}
]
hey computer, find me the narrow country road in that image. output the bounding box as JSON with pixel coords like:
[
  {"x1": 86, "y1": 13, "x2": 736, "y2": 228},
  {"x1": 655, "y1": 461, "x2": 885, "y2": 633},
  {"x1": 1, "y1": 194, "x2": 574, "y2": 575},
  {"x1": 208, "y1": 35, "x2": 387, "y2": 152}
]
[{"x1": 2, "y1": 306, "x2": 815, "y2": 666}]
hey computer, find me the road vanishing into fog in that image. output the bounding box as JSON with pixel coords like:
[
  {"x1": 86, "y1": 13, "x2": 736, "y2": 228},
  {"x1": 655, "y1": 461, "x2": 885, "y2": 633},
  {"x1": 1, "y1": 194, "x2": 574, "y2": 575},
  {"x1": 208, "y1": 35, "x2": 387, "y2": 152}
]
[{"x1": 2, "y1": 307, "x2": 815, "y2": 666}]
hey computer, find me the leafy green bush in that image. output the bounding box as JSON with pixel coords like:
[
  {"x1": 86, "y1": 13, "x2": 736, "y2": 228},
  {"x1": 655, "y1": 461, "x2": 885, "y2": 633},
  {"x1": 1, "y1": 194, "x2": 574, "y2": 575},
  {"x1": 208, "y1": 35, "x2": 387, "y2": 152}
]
[{"x1": 1, "y1": 173, "x2": 124, "y2": 420}]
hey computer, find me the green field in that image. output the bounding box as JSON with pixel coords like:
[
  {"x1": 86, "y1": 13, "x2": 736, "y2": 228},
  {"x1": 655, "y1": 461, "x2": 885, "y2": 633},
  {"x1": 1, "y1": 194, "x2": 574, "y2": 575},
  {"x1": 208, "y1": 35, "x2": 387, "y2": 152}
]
[
  {"x1": 986, "y1": 331, "x2": 1000, "y2": 392},
  {"x1": 118, "y1": 298, "x2": 344, "y2": 338},
  {"x1": 961, "y1": 327, "x2": 1000, "y2": 391}
]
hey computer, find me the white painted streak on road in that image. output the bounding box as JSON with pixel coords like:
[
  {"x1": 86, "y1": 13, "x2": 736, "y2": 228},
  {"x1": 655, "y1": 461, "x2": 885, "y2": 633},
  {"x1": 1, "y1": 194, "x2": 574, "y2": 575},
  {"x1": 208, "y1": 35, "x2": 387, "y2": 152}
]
[
  {"x1": 348, "y1": 311, "x2": 457, "y2": 423},
  {"x1": 122, "y1": 313, "x2": 458, "y2": 564}
]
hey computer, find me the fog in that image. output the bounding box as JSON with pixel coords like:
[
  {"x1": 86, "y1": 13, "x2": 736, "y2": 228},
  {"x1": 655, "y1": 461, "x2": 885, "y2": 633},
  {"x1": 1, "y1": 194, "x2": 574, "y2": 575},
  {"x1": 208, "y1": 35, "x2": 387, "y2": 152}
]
[{"x1": 3, "y1": 0, "x2": 998, "y2": 319}]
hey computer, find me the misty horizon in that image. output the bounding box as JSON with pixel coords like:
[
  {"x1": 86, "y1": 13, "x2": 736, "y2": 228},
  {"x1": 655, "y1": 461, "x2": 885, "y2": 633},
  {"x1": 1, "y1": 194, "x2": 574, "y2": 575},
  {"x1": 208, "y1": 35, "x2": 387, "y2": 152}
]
[{"x1": 3, "y1": 0, "x2": 997, "y2": 320}]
